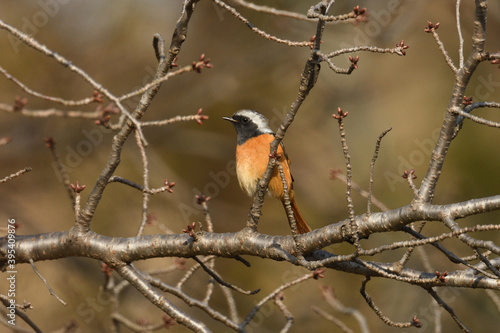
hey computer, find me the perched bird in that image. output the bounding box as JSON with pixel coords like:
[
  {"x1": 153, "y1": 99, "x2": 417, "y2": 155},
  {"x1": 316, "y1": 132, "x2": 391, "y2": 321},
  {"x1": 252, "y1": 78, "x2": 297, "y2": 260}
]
[{"x1": 223, "y1": 109, "x2": 312, "y2": 234}]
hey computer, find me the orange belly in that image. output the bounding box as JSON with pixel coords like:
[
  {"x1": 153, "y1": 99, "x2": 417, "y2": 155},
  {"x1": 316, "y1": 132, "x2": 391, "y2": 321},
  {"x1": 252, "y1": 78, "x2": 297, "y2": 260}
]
[{"x1": 236, "y1": 134, "x2": 292, "y2": 199}]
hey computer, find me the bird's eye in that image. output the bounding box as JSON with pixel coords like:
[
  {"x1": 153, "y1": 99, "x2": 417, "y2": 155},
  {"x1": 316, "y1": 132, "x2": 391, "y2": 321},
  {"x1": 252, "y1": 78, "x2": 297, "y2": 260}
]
[{"x1": 241, "y1": 117, "x2": 249, "y2": 123}]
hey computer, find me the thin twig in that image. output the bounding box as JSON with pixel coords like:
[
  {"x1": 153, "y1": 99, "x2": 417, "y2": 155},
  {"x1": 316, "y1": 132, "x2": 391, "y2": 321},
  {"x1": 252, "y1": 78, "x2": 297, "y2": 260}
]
[
  {"x1": 367, "y1": 127, "x2": 392, "y2": 216},
  {"x1": 318, "y1": 285, "x2": 368, "y2": 333},
  {"x1": 403, "y1": 169, "x2": 418, "y2": 196},
  {"x1": 193, "y1": 256, "x2": 260, "y2": 295},
  {"x1": 176, "y1": 256, "x2": 216, "y2": 289},
  {"x1": 0, "y1": 102, "x2": 111, "y2": 119},
  {"x1": 0, "y1": 298, "x2": 42, "y2": 333},
  {"x1": 456, "y1": 0, "x2": 464, "y2": 68},
  {"x1": 394, "y1": 222, "x2": 427, "y2": 273},
  {"x1": 275, "y1": 159, "x2": 302, "y2": 256},
  {"x1": 443, "y1": 216, "x2": 500, "y2": 255},
  {"x1": 453, "y1": 107, "x2": 500, "y2": 128},
  {"x1": 0, "y1": 167, "x2": 32, "y2": 184},
  {"x1": 431, "y1": 28, "x2": 458, "y2": 74},
  {"x1": 334, "y1": 108, "x2": 361, "y2": 252},
  {"x1": 117, "y1": 63, "x2": 210, "y2": 102},
  {"x1": 196, "y1": 198, "x2": 217, "y2": 303},
  {"x1": 220, "y1": 285, "x2": 239, "y2": 323},
  {"x1": 360, "y1": 277, "x2": 419, "y2": 328},
  {"x1": 240, "y1": 269, "x2": 324, "y2": 330},
  {"x1": 231, "y1": 0, "x2": 313, "y2": 21},
  {"x1": 135, "y1": 129, "x2": 150, "y2": 237},
  {"x1": 144, "y1": 270, "x2": 240, "y2": 331},
  {"x1": 324, "y1": 44, "x2": 409, "y2": 58},
  {"x1": 426, "y1": 288, "x2": 470, "y2": 332},
  {"x1": 317, "y1": 52, "x2": 356, "y2": 74},
  {"x1": 111, "y1": 312, "x2": 165, "y2": 331},
  {"x1": 307, "y1": 3, "x2": 358, "y2": 22},
  {"x1": 474, "y1": 248, "x2": 500, "y2": 278},
  {"x1": 44, "y1": 138, "x2": 76, "y2": 205},
  {"x1": 0, "y1": 18, "x2": 146, "y2": 145},
  {"x1": 73, "y1": 191, "x2": 81, "y2": 223},
  {"x1": 0, "y1": 65, "x2": 100, "y2": 106},
  {"x1": 365, "y1": 223, "x2": 500, "y2": 258},
  {"x1": 141, "y1": 112, "x2": 208, "y2": 127},
  {"x1": 212, "y1": 0, "x2": 313, "y2": 47},
  {"x1": 115, "y1": 263, "x2": 210, "y2": 332},
  {"x1": 108, "y1": 176, "x2": 174, "y2": 195},
  {"x1": 29, "y1": 259, "x2": 67, "y2": 306}
]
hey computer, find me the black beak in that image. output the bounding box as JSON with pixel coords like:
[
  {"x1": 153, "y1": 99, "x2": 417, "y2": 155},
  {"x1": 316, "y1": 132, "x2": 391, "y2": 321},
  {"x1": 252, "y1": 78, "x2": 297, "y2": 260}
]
[{"x1": 222, "y1": 116, "x2": 237, "y2": 123}]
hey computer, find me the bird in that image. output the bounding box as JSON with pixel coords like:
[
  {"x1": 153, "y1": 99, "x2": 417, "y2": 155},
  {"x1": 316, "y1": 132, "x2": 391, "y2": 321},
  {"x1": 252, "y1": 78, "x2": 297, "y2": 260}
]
[{"x1": 223, "y1": 109, "x2": 312, "y2": 234}]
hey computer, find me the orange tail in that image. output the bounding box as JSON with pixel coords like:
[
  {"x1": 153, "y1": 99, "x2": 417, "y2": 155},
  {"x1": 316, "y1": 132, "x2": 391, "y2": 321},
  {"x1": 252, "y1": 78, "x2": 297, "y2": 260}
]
[{"x1": 284, "y1": 198, "x2": 312, "y2": 234}]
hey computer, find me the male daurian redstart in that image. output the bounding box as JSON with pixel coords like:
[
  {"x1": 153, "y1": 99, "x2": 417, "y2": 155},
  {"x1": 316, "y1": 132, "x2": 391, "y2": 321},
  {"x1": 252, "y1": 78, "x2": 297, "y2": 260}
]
[{"x1": 223, "y1": 109, "x2": 312, "y2": 234}]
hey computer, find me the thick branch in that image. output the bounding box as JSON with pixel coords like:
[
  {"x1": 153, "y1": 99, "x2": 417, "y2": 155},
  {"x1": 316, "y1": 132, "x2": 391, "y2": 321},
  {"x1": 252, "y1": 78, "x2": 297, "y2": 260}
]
[{"x1": 3, "y1": 196, "x2": 500, "y2": 291}]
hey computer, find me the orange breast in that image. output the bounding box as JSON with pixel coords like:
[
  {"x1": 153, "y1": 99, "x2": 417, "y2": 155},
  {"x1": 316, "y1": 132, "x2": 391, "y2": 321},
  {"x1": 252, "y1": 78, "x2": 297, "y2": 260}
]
[{"x1": 236, "y1": 134, "x2": 292, "y2": 199}]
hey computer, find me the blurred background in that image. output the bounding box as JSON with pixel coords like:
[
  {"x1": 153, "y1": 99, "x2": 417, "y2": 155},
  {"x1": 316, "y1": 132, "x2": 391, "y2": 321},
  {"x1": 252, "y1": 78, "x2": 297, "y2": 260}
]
[{"x1": 1, "y1": 0, "x2": 500, "y2": 332}]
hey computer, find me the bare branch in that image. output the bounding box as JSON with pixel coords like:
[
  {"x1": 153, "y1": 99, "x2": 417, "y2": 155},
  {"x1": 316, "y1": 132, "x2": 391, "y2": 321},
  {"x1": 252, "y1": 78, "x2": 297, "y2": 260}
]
[
  {"x1": 115, "y1": 264, "x2": 210, "y2": 332},
  {"x1": 192, "y1": 256, "x2": 260, "y2": 295},
  {"x1": 453, "y1": 106, "x2": 500, "y2": 128},
  {"x1": 75, "y1": 0, "x2": 200, "y2": 233},
  {"x1": 0, "y1": 18, "x2": 144, "y2": 141},
  {"x1": 240, "y1": 269, "x2": 324, "y2": 330},
  {"x1": 29, "y1": 259, "x2": 67, "y2": 306},
  {"x1": 425, "y1": 22, "x2": 458, "y2": 73},
  {"x1": 273, "y1": 292, "x2": 294, "y2": 333},
  {"x1": 0, "y1": 65, "x2": 100, "y2": 106},
  {"x1": 231, "y1": 0, "x2": 313, "y2": 22},
  {"x1": 324, "y1": 42, "x2": 409, "y2": 58},
  {"x1": 212, "y1": 0, "x2": 313, "y2": 47},
  {"x1": 318, "y1": 285, "x2": 368, "y2": 333},
  {"x1": 307, "y1": 3, "x2": 361, "y2": 22},
  {"x1": 334, "y1": 107, "x2": 361, "y2": 252},
  {"x1": 141, "y1": 108, "x2": 208, "y2": 127},
  {"x1": 456, "y1": 0, "x2": 465, "y2": 68},
  {"x1": 0, "y1": 166, "x2": 31, "y2": 184},
  {"x1": 360, "y1": 277, "x2": 420, "y2": 329}
]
